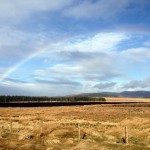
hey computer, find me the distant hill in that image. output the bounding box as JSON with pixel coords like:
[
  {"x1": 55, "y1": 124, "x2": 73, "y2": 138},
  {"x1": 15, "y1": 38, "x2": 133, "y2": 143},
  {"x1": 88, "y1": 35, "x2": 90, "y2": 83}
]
[
  {"x1": 69, "y1": 91, "x2": 150, "y2": 98},
  {"x1": 118, "y1": 91, "x2": 150, "y2": 98}
]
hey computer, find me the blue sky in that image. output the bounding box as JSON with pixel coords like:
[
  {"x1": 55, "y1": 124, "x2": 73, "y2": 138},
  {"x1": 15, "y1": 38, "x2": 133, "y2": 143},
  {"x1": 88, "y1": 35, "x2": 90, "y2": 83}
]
[{"x1": 0, "y1": 0, "x2": 150, "y2": 96}]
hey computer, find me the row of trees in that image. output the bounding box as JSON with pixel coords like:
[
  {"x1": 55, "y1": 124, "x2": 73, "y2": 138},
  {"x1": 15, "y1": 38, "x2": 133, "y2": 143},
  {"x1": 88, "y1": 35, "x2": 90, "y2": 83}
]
[{"x1": 0, "y1": 96, "x2": 105, "y2": 102}]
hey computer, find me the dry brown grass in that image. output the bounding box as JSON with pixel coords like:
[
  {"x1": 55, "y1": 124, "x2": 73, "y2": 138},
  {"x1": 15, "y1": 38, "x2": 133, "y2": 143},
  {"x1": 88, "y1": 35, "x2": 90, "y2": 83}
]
[
  {"x1": 0, "y1": 103, "x2": 150, "y2": 150},
  {"x1": 105, "y1": 97, "x2": 150, "y2": 102}
]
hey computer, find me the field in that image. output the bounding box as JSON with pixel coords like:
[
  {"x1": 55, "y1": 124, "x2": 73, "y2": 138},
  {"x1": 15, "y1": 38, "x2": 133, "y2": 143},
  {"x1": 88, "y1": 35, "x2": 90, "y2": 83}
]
[
  {"x1": 0, "y1": 98, "x2": 150, "y2": 150},
  {"x1": 105, "y1": 97, "x2": 150, "y2": 103}
]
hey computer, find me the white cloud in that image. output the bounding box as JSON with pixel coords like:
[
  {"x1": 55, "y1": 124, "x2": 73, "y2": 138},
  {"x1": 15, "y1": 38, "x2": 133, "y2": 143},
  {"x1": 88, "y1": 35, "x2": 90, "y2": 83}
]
[
  {"x1": 0, "y1": 0, "x2": 73, "y2": 23},
  {"x1": 122, "y1": 78, "x2": 150, "y2": 91},
  {"x1": 33, "y1": 50, "x2": 123, "y2": 87},
  {"x1": 115, "y1": 24, "x2": 150, "y2": 34},
  {"x1": 63, "y1": 32, "x2": 128, "y2": 53},
  {"x1": 0, "y1": 27, "x2": 27, "y2": 46},
  {"x1": 0, "y1": 26, "x2": 50, "y2": 61},
  {"x1": 0, "y1": 30, "x2": 130, "y2": 91},
  {"x1": 0, "y1": 77, "x2": 81, "y2": 96},
  {"x1": 33, "y1": 64, "x2": 83, "y2": 80},
  {"x1": 31, "y1": 32, "x2": 128, "y2": 88},
  {"x1": 64, "y1": 0, "x2": 130, "y2": 19},
  {"x1": 94, "y1": 82, "x2": 117, "y2": 89},
  {"x1": 122, "y1": 47, "x2": 150, "y2": 62},
  {"x1": 0, "y1": 0, "x2": 145, "y2": 24}
]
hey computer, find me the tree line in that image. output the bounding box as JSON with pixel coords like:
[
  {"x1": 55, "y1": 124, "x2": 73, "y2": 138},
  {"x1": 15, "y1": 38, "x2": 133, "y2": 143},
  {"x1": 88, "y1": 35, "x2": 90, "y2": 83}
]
[{"x1": 0, "y1": 96, "x2": 105, "y2": 103}]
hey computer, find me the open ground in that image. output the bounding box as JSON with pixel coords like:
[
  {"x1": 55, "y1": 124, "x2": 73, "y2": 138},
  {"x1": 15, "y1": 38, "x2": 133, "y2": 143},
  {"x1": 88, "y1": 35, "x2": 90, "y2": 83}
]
[
  {"x1": 0, "y1": 98, "x2": 150, "y2": 150},
  {"x1": 105, "y1": 97, "x2": 150, "y2": 103}
]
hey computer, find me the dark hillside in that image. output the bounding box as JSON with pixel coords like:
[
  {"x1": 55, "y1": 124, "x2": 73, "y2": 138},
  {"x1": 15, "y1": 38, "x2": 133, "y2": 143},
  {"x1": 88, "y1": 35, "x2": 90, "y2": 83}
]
[{"x1": 70, "y1": 91, "x2": 150, "y2": 98}]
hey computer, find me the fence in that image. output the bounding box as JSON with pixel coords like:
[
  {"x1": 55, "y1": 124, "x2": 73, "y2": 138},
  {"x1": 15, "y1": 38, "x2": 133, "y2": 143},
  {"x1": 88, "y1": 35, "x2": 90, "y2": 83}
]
[{"x1": 0, "y1": 118, "x2": 130, "y2": 144}]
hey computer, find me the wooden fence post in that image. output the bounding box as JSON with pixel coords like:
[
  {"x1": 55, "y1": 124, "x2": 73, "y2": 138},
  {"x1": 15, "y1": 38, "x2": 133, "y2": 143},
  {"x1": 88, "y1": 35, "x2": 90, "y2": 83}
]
[
  {"x1": 78, "y1": 123, "x2": 80, "y2": 141},
  {"x1": 125, "y1": 126, "x2": 128, "y2": 144}
]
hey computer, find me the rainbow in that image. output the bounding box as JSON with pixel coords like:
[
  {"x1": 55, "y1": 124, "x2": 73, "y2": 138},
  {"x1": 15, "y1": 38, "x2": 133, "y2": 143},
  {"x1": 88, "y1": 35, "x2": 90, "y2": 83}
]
[
  {"x1": 0, "y1": 36, "x2": 69, "y2": 82},
  {"x1": 0, "y1": 33, "x2": 85, "y2": 82}
]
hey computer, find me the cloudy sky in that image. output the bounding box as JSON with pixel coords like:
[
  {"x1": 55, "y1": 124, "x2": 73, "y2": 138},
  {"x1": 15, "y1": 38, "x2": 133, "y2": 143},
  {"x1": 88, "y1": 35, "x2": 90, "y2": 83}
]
[{"x1": 0, "y1": 0, "x2": 150, "y2": 96}]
